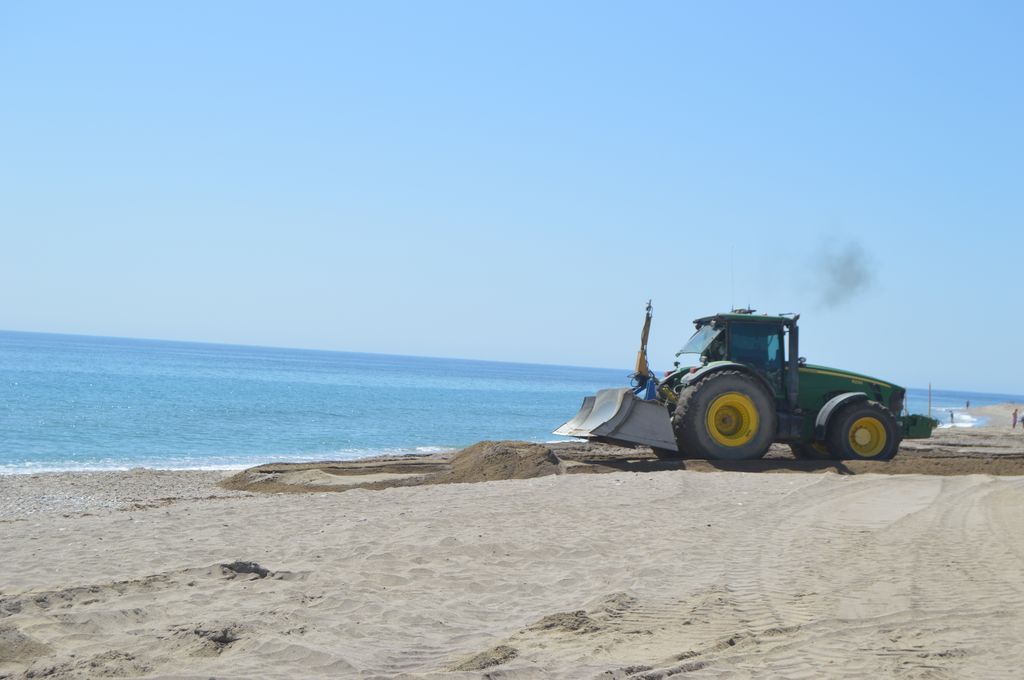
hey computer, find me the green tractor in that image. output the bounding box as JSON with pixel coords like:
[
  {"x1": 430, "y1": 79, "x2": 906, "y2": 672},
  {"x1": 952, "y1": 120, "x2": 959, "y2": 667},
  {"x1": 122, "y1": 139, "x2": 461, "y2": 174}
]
[{"x1": 555, "y1": 303, "x2": 935, "y2": 461}]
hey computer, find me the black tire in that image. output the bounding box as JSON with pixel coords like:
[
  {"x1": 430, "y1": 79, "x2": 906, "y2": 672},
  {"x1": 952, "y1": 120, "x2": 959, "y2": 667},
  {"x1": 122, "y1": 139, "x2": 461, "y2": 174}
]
[
  {"x1": 672, "y1": 371, "x2": 776, "y2": 461},
  {"x1": 826, "y1": 401, "x2": 901, "y2": 461},
  {"x1": 789, "y1": 442, "x2": 834, "y2": 460}
]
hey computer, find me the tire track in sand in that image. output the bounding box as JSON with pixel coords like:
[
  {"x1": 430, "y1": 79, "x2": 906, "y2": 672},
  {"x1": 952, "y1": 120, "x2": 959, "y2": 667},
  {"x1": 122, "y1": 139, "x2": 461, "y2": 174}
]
[{"x1": 601, "y1": 474, "x2": 1024, "y2": 678}]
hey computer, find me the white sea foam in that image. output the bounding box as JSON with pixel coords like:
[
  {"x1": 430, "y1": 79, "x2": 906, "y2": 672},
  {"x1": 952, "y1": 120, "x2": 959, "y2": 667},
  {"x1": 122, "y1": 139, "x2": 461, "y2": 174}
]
[
  {"x1": 935, "y1": 409, "x2": 987, "y2": 429},
  {"x1": 0, "y1": 445, "x2": 466, "y2": 475}
]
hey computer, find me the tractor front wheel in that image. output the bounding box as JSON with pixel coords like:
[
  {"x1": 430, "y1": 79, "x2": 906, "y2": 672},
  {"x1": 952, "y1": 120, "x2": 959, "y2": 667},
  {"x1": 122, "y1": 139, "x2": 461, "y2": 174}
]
[
  {"x1": 826, "y1": 401, "x2": 901, "y2": 461},
  {"x1": 672, "y1": 371, "x2": 776, "y2": 460}
]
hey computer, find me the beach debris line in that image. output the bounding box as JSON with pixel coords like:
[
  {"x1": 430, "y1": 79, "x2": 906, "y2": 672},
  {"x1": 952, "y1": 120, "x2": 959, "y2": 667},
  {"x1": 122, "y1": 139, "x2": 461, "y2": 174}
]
[{"x1": 556, "y1": 303, "x2": 938, "y2": 462}]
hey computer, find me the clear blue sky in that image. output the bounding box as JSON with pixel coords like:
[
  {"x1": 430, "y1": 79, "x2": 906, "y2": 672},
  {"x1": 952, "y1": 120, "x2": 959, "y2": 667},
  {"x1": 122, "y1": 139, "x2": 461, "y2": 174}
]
[{"x1": 2, "y1": 2, "x2": 1021, "y2": 393}]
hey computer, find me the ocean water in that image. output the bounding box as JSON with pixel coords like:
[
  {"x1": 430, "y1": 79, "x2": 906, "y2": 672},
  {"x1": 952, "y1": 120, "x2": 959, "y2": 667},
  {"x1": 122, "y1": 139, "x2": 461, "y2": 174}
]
[
  {"x1": 907, "y1": 389, "x2": 1014, "y2": 429},
  {"x1": 1, "y1": 331, "x2": 1020, "y2": 473},
  {"x1": 0, "y1": 331, "x2": 624, "y2": 473}
]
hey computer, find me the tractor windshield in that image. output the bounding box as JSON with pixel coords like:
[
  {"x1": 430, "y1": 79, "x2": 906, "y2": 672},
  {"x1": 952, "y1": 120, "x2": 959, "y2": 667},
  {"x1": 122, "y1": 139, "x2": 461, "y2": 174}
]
[{"x1": 678, "y1": 325, "x2": 724, "y2": 359}]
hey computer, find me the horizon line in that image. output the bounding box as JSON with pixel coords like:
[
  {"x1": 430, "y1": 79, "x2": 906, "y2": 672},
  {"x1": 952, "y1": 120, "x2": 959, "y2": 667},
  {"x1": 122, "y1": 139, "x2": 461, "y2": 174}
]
[
  {"x1": 2, "y1": 327, "x2": 1022, "y2": 400},
  {"x1": 0, "y1": 327, "x2": 631, "y2": 375}
]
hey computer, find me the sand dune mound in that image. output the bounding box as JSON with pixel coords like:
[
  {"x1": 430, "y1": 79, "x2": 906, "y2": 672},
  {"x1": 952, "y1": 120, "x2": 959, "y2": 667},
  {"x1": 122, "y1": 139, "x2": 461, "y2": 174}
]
[
  {"x1": 221, "y1": 441, "x2": 563, "y2": 493},
  {"x1": 440, "y1": 441, "x2": 562, "y2": 484},
  {"x1": 220, "y1": 424, "x2": 1024, "y2": 496}
]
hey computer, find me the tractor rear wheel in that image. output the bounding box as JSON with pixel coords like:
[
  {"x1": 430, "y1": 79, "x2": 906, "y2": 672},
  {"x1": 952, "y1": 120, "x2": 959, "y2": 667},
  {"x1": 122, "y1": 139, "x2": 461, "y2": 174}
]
[
  {"x1": 826, "y1": 401, "x2": 901, "y2": 461},
  {"x1": 672, "y1": 371, "x2": 776, "y2": 460},
  {"x1": 789, "y1": 442, "x2": 833, "y2": 460}
]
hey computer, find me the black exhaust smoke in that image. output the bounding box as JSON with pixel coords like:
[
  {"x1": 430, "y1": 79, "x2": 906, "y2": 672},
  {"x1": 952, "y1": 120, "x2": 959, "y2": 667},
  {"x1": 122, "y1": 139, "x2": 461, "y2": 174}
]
[{"x1": 816, "y1": 241, "x2": 874, "y2": 307}]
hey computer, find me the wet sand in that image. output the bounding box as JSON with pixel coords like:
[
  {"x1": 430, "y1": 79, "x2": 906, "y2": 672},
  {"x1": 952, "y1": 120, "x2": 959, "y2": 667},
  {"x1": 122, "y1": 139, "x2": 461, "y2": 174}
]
[{"x1": 2, "y1": 405, "x2": 1023, "y2": 678}]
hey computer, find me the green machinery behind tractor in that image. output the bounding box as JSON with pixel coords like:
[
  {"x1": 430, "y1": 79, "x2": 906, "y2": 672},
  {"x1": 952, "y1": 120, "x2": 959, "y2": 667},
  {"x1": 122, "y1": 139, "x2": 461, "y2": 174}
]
[{"x1": 555, "y1": 303, "x2": 935, "y2": 461}]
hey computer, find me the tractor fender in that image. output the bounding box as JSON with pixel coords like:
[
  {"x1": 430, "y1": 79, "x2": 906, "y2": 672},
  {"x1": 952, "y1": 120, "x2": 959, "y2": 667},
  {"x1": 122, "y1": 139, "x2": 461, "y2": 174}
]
[
  {"x1": 679, "y1": 362, "x2": 776, "y2": 400},
  {"x1": 814, "y1": 392, "x2": 869, "y2": 441}
]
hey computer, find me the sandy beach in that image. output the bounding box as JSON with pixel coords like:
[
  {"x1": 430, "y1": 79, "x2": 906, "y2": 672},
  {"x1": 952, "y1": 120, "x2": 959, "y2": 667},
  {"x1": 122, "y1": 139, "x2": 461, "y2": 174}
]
[
  {"x1": 7, "y1": 4, "x2": 1022, "y2": 675},
  {"x1": 3, "y1": 405, "x2": 1024, "y2": 678}
]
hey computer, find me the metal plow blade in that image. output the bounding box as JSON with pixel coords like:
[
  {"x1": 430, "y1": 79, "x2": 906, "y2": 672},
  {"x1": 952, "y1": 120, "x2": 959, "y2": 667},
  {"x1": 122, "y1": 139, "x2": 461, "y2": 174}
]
[{"x1": 554, "y1": 388, "x2": 678, "y2": 452}]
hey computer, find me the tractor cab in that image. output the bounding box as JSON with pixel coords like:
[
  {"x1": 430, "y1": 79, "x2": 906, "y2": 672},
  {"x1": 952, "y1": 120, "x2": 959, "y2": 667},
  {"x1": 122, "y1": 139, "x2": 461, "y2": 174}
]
[{"x1": 672, "y1": 311, "x2": 799, "y2": 408}]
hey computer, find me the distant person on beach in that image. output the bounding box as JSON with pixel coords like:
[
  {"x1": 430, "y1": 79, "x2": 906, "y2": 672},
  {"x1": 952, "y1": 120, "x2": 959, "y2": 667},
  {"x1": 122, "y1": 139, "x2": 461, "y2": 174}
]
[
  {"x1": 1014, "y1": 408, "x2": 1019, "y2": 429},
  {"x1": 966, "y1": 400, "x2": 970, "y2": 409},
  {"x1": 950, "y1": 411, "x2": 955, "y2": 424}
]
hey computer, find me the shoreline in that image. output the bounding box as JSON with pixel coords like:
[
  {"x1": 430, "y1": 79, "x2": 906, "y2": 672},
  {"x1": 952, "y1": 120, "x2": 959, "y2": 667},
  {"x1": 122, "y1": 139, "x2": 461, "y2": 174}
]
[
  {"x1": 4, "y1": 401, "x2": 1022, "y2": 477},
  {"x1": 3, "y1": 410, "x2": 1024, "y2": 522}
]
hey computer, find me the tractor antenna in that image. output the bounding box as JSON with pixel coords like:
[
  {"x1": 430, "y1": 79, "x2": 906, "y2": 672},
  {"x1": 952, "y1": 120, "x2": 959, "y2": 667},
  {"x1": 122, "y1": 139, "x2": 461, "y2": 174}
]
[{"x1": 730, "y1": 246, "x2": 734, "y2": 313}]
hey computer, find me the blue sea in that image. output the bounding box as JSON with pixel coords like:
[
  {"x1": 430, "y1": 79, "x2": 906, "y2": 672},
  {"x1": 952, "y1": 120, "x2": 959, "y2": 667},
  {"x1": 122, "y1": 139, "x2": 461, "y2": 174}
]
[{"x1": 1, "y1": 331, "x2": 1020, "y2": 473}]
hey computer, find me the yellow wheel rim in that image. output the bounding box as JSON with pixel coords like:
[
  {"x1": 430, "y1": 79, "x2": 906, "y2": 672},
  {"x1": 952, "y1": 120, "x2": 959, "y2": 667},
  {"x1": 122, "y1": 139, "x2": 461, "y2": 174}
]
[
  {"x1": 849, "y1": 416, "x2": 887, "y2": 457},
  {"x1": 705, "y1": 392, "x2": 759, "y2": 447}
]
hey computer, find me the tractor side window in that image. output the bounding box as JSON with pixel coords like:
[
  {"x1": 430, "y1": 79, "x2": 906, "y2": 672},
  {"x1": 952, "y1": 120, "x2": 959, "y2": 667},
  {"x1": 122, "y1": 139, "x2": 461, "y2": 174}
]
[
  {"x1": 766, "y1": 332, "x2": 781, "y2": 367},
  {"x1": 728, "y1": 323, "x2": 774, "y2": 367},
  {"x1": 729, "y1": 323, "x2": 784, "y2": 393}
]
